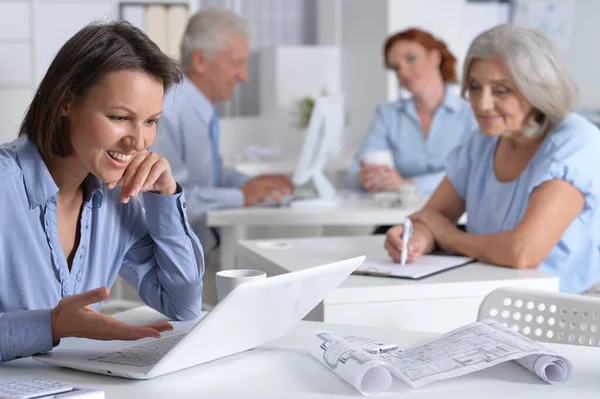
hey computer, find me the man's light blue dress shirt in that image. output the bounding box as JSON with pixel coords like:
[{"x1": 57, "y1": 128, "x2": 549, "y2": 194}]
[
  {"x1": 446, "y1": 114, "x2": 600, "y2": 293},
  {"x1": 0, "y1": 138, "x2": 205, "y2": 362},
  {"x1": 346, "y1": 89, "x2": 477, "y2": 196},
  {"x1": 152, "y1": 77, "x2": 249, "y2": 251}
]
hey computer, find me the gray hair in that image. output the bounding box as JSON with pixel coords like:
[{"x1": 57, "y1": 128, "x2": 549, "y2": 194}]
[
  {"x1": 180, "y1": 7, "x2": 253, "y2": 72},
  {"x1": 461, "y1": 24, "x2": 579, "y2": 136}
]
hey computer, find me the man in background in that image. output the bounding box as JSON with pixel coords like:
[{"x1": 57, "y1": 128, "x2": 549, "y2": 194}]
[{"x1": 153, "y1": 7, "x2": 293, "y2": 257}]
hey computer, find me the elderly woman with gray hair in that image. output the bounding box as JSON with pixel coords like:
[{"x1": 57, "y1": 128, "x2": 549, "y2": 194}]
[{"x1": 384, "y1": 24, "x2": 600, "y2": 294}]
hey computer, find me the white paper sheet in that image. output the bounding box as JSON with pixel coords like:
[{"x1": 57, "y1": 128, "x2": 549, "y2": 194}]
[
  {"x1": 354, "y1": 254, "x2": 473, "y2": 279},
  {"x1": 304, "y1": 320, "x2": 572, "y2": 395}
]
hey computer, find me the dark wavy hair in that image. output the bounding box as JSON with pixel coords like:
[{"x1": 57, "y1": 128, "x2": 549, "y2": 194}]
[{"x1": 19, "y1": 21, "x2": 182, "y2": 158}]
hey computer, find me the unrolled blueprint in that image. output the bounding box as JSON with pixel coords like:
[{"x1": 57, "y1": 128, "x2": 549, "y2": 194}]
[{"x1": 304, "y1": 319, "x2": 572, "y2": 395}]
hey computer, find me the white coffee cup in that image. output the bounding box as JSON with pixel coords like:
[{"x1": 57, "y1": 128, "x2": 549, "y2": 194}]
[
  {"x1": 215, "y1": 269, "x2": 267, "y2": 302},
  {"x1": 398, "y1": 182, "x2": 419, "y2": 197},
  {"x1": 360, "y1": 150, "x2": 394, "y2": 166}
]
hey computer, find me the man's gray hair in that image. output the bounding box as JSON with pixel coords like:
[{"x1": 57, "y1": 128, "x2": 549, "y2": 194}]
[
  {"x1": 461, "y1": 24, "x2": 579, "y2": 136},
  {"x1": 180, "y1": 7, "x2": 253, "y2": 72}
]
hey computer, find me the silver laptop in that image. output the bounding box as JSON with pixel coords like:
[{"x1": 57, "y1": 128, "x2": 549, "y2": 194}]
[{"x1": 34, "y1": 256, "x2": 364, "y2": 379}]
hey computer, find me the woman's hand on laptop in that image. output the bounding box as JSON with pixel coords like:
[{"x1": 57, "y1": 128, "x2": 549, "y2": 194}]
[{"x1": 51, "y1": 287, "x2": 173, "y2": 341}]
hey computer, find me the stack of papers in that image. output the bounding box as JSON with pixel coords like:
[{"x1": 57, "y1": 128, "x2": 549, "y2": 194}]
[{"x1": 304, "y1": 320, "x2": 572, "y2": 395}]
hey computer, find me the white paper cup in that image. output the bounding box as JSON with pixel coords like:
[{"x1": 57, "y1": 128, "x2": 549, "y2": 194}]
[
  {"x1": 360, "y1": 150, "x2": 394, "y2": 166},
  {"x1": 215, "y1": 269, "x2": 267, "y2": 302}
]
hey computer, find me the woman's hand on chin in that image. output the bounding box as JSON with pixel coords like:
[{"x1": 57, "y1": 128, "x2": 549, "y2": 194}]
[{"x1": 106, "y1": 150, "x2": 177, "y2": 203}]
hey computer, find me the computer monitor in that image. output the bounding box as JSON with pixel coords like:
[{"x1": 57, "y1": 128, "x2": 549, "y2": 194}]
[{"x1": 291, "y1": 95, "x2": 345, "y2": 207}]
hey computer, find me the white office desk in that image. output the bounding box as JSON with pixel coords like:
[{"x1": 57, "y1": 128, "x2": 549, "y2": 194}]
[
  {"x1": 236, "y1": 235, "x2": 560, "y2": 333},
  {"x1": 207, "y1": 195, "x2": 428, "y2": 270},
  {"x1": 226, "y1": 153, "x2": 353, "y2": 176},
  {"x1": 0, "y1": 307, "x2": 596, "y2": 399}
]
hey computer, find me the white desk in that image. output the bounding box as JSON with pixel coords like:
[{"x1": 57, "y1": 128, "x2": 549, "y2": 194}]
[
  {"x1": 236, "y1": 235, "x2": 560, "y2": 333},
  {"x1": 0, "y1": 307, "x2": 596, "y2": 398},
  {"x1": 207, "y1": 195, "x2": 428, "y2": 270},
  {"x1": 226, "y1": 153, "x2": 353, "y2": 176}
]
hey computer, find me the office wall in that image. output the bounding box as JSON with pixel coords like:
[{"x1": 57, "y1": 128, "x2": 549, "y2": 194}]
[
  {"x1": 259, "y1": 46, "x2": 341, "y2": 156},
  {"x1": 339, "y1": 0, "x2": 513, "y2": 156},
  {"x1": 514, "y1": 0, "x2": 600, "y2": 109},
  {"x1": 33, "y1": 1, "x2": 116, "y2": 85},
  {"x1": 316, "y1": 0, "x2": 341, "y2": 45},
  {"x1": 341, "y1": 0, "x2": 469, "y2": 153},
  {"x1": 340, "y1": 0, "x2": 388, "y2": 153},
  {"x1": 565, "y1": 0, "x2": 600, "y2": 108},
  {"x1": 0, "y1": 0, "x2": 117, "y2": 145},
  {"x1": 0, "y1": 0, "x2": 32, "y2": 144},
  {"x1": 387, "y1": 0, "x2": 466, "y2": 102}
]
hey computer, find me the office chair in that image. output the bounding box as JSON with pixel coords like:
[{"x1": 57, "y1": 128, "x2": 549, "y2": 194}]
[{"x1": 478, "y1": 287, "x2": 600, "y2": 347}]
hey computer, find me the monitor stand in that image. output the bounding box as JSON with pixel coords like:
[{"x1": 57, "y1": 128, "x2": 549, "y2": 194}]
[{"x1": 290, "y1": 171, "x2": 340, "y2": 209}]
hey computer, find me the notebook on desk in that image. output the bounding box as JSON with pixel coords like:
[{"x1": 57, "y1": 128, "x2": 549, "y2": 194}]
[{"x1": 353, "y1": 254, "x2": 474, "y2": 280}]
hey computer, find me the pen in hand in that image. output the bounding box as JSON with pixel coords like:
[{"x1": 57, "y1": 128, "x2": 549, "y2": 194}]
[{"x1": 400, "y1": 218, "x2": 413, "y2": 266}]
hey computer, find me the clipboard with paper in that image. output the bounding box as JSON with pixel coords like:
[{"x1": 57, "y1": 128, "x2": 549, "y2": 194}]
[{"x1": 353, "y1": 253, "x2": 475, "y2": 280}]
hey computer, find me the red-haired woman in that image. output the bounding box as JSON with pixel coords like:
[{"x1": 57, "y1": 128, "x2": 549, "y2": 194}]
[{"x1": 346, "y1": 28, "x2": 477, "y2": 203}]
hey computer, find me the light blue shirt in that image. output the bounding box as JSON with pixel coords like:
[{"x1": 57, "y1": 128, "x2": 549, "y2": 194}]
[
  {"x1": 446, "y1": 114, "x2": 600, "y2": 293},
  {"x1": 346, "y1": 89, "x2": 477, "y2": 195},
  {"x1": 0, "y1": 138, "x2": 205, "y2": 363},
  {"x1": 152, "y1": 77, "x2": 250, "y2": 251}
]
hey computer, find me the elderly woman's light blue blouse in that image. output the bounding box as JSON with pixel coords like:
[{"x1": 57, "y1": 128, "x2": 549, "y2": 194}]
[
  {"x1": 446, "y1": 113, "x2": 600, "y2": 293},
  {"x1": 346, "y1": 90, "x2": 478, "y2": 195}
]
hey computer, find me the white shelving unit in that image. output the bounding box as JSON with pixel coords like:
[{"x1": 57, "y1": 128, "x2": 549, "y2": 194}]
[
  {"x1": 0, "y1": 0, "x2": 197, "y2": 145},
  {"x1": 0, "y1": 0, "x2": 331, "y2": 141}
]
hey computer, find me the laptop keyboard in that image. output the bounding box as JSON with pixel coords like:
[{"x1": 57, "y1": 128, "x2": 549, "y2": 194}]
[{"x1": 88, "y1": 333, "x2": 186, "y2": 367}]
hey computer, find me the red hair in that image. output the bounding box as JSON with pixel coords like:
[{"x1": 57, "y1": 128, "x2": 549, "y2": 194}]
[{"x1": 383, "y1": 28, "x2": 457, "y2": 83}]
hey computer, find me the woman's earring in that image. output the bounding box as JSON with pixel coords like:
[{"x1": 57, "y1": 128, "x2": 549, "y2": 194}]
[{"x1": 522, "y1": 111, "x2": 545, "y2": 137}]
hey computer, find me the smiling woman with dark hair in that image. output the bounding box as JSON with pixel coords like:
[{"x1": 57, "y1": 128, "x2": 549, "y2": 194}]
[{"x1": 0, "y1": 21, "x2": 204, "y2": 363}]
